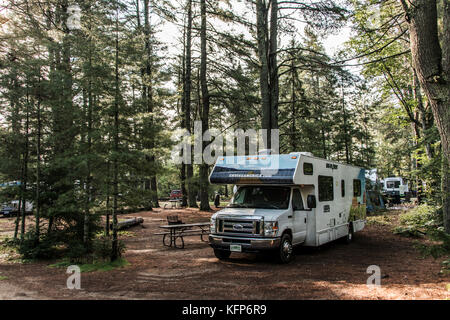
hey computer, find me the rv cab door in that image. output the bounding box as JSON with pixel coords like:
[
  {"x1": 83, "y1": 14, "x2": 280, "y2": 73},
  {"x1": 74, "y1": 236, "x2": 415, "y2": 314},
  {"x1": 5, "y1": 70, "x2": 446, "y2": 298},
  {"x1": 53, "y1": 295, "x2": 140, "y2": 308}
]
[{"x1": 292, "y1": 188, "x2": 307, "y2": 244}]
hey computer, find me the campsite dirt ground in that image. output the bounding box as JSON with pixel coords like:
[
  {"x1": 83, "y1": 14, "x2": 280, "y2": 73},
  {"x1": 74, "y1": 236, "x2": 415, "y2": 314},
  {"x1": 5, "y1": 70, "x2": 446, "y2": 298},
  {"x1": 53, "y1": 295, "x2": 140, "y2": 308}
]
[{"x1": 0, "y1": 206, "x2": 449, "y2": 300}]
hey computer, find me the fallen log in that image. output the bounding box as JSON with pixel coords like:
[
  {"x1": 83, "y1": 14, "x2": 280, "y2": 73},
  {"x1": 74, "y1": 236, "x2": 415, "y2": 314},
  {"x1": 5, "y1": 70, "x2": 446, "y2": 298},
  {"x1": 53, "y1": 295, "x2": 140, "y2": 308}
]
[{"x1": 110, "y1": 217, "x2": 144, "y2": 230}]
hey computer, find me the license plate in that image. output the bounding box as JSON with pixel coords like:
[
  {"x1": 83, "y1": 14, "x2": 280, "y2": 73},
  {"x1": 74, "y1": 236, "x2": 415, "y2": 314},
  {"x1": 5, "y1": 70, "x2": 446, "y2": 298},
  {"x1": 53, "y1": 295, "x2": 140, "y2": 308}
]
[{"x1": 230, "y1": 245, "x2": 242, "y2": 252}]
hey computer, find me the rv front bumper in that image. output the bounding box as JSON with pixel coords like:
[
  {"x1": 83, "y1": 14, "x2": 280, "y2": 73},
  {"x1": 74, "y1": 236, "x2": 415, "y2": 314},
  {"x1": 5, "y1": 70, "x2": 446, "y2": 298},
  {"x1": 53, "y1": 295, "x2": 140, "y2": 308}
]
[
  {"x1": 384, "y1": 191, "x2": 402, "y2": 197},
  {"x1": 209, "y1": 235, "x2": 281, "y2": 252}
]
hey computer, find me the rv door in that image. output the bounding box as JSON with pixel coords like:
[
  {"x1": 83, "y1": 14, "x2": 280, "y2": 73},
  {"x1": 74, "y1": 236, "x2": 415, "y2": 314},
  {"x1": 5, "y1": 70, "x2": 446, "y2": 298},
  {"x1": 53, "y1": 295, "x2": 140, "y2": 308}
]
[{"x1": 292, "y1": 188, "x2": 307, "y2": 244}]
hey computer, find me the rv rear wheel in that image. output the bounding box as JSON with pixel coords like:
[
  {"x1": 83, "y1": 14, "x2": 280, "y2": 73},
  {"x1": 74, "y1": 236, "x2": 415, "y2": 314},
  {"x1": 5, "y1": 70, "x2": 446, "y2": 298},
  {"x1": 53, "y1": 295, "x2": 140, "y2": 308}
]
[
  {"x1": 214, "y1": 249, "x2": 231, "y2": 260},
  {"x1": 277, "y1": 234, "x2": 294, "y2": 264},
  {"x1": 343, "y1": 225, "x2": 354, "y2": 244}
]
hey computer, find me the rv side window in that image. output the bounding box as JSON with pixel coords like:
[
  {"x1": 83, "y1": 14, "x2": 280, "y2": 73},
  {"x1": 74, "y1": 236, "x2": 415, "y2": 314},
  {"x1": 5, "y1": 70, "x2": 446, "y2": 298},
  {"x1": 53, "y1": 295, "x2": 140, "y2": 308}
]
[
  {"x1": 353, "y1": 179, "x2": 361, "y2": 197},
  {"x1": 304, "y1": 162, "x2": 313, "y2": 175},
  {"x1": 341, "y1": 180, "x2": 345, "y2": 197},
  {"x1": 318, "y1": 176, "x2": 334, "y2": 202},
  {"x1": 292, "y1": 189, "x2": 304, "y2": 211}
]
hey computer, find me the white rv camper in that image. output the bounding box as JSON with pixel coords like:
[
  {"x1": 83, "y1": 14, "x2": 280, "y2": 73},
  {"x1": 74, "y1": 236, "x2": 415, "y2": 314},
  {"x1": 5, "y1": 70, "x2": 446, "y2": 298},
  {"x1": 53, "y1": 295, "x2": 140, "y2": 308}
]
[
  {"x1": 208, "y1": 152, "x2": 366, "y2": 263},
  {"x1": 382, "y1": 177, "x2": 409, "y2": 204}
]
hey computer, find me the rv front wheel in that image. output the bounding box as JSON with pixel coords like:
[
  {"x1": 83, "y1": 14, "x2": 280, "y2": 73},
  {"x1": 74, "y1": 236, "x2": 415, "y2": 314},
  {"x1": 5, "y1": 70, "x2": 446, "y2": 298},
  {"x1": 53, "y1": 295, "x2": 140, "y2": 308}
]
[
  {"x1": 277, "y1": 234, "x2": 294, "y2": 263},
  {"x1": 214, "y1": 249, "x2": 231, "y2": 260}
]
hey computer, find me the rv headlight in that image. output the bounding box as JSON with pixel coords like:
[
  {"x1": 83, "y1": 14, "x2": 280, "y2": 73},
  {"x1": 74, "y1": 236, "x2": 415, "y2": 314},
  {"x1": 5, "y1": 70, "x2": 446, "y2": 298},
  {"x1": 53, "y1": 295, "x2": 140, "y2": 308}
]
[
  {"x1": 210, "y1": 217, "x2": 217, "y2": 233},
  {"x1": 264, "y1": 221, "x2": 278, "y2": 236}
]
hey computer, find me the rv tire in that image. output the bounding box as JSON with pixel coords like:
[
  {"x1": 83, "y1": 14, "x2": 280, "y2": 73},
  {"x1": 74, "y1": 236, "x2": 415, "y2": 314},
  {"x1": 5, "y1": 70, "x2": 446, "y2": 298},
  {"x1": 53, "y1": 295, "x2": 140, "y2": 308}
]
[
  {"x1": 343, "y1": 224, "x2": 354, "y2": 244},
  {"x1": 214, "y1": 249, "x2": 231, "y2": 260},
  {"x1": 277, "y1": 233, "x2": 294, "y2": 264}
]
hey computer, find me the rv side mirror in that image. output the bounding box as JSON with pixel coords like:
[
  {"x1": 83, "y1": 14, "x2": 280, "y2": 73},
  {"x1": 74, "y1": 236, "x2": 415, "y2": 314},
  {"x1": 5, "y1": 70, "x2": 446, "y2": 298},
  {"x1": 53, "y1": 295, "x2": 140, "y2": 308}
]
[{"x1": 307, "y1": 195, "x2": 317, "y2": 209}]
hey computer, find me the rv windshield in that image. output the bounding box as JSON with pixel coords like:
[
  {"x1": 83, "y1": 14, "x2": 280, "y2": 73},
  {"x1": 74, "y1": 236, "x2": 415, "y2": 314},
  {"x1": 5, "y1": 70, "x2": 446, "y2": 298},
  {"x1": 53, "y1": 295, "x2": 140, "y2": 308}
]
[
  {"x1": 229, "y1": 186, "x2": 291, "y2": 210},
  {"x1": 387, "y1": 181, "x2": 400, "y2": 189}
]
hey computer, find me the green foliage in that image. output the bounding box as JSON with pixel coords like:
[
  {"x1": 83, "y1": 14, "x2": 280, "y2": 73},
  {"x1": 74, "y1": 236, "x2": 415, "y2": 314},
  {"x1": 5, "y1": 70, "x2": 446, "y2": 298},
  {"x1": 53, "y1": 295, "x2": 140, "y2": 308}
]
[
  {"x1": 63, "y1": 236, "x2": 126, "y2": 264},
  {"x1": 415, "y1": 228, "x2": 450, "y2": 259},
  {"x1": 0, "y1": 276, "x2": 8, "y2": 281},
  {"x1": 277, "y1": 30, "x2": 375, "y2": 167},
  {"x1": 393, "y1": 225, "x2": 427, "y2": 238},
  {"x1": 0, "y1": 0, "x2": 445, "y2": 268},
  {"x1": 65, "y1": 241, "x2": 89, "y2": 263},
  {"x1": 393, "y1": 205, "x2": 449, "y2": 258},
  {"x1": 366, "y1": 214, "x2": 392, "y2": 226},
  {"x1": 16, "y1": 231, "x2": 60, "y2": 260},
  {"x1": 374, "y1": 107, "x2": 415, "y2": 179},
  {"x1": 117, "y1": 231, "x2": 135, "y2": 238},
  {"x1": 92, "y1": 236, "x2": 126, "y2": 262},
  {"x1": 157, "y1": 164, "x2": 181, "y2": 198},
  {"x1": 347, "y1": 0, "x2": 442, "y2": 209},
  {"x1": 414, "y1": 142, "x2": 444, "y2": 204},
  {"x1": 441, "y1": 260, "x2": 450, "y2": 276},
  {"x1": 393, "y1": 204, "x2": 442, "y2": 237},
  {"x1": 49, "y1": 258, "x2": 129, "y2": 273},
  {"x1": 399, "y1": 205, "x2": 442, "y2": 227},
  {"x1": 11, "y1": 221, "x2": 123, "y2": 263},
  {"x1": 79, "y1": 258, "x2": 129, "y2": 273},
  {"x1": 0, "y1": 0, "x2": 173, "y2": 262},
  {"x1": 0, "y1": 239, "x2": 22, "y2": 262}
]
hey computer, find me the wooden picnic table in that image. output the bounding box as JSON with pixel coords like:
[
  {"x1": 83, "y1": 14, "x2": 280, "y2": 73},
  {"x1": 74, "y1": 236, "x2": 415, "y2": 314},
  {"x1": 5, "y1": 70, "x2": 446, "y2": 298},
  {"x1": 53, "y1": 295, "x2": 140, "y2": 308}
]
[{"x1": 156, "y1": 222, "x2": 210, "y2": 249}]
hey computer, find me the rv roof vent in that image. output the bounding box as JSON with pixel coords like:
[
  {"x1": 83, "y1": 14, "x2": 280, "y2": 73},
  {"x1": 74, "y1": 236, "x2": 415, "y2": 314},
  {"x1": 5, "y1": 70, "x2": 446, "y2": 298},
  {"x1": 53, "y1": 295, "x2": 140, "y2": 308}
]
[{"x1": 290, "y1": 152, "x2": 314, "y2": 157}]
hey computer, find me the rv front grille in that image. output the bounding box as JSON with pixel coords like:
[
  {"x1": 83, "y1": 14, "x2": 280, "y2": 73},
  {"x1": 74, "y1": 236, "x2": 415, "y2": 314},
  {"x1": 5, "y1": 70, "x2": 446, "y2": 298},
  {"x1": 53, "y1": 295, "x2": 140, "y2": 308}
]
[{"x1": 217, "y1": 217, "x2": 262, "y2": 236}]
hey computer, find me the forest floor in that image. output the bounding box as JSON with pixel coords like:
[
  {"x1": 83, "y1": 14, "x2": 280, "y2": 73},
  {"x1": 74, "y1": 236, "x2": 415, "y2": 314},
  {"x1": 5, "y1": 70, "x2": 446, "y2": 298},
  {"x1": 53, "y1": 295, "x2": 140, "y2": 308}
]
[{"x1": 0, "y1": 205, "x2": 449, "y2": 300}]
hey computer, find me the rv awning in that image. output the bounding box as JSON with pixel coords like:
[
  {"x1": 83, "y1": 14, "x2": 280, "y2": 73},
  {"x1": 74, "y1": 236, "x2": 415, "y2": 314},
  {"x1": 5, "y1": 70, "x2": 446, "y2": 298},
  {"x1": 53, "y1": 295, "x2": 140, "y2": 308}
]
[{"x1": 209, "y1": 155, "x2": 299, "y2": 185}]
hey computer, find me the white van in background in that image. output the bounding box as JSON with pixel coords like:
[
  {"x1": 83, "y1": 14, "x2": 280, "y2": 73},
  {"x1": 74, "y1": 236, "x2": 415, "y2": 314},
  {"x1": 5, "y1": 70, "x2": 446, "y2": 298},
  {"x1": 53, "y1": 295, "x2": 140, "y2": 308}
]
[
  {"x1": 1, "y1": 201, "x2": 33, "y2": 217},
  {"x1": 382, "y1": 177, "x2": 409, "y2": 204}
]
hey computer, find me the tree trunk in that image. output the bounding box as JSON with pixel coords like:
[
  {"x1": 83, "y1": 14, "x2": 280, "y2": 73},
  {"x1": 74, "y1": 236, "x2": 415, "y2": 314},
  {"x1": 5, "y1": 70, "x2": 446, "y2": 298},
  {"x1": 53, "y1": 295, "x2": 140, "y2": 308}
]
[
  {"x1": 341, "y1": 83, "x2": 350, "y2": 164},
  {"x1": 46, "y1": 0, "x2": 75, "y2": 238},
  {"x1": 290, "y1": 57, "x2": 297, "y2": 151},
  {"x1": 14, "y1": 157, "x2": 23, "y2": 241},
  {"x1": 105, "y1": 161, "x2": 110, "y2": 236},
  {"x1": 184, "y1": 0, "x2": 198, "y2": 208},
  {"x1": 256, "y1": 0, "x2": 279, "y2": 149},
  {"x1": 321, "y1": 120, "x2": 327, "y2": 159},
  {"x1": 413, "y1": 68, "x2": 433, "y2": 159},
  {"x1": 199, "y1": 0, "x2": 211, "y2": 212},
  {"x1": 400, "y1": 0, "x2": 450, "y2": 232},
  {"x1": 143, "y1": 0, "x2": 159, "y2": 209},
  {"x1": 180, "y1": 21, "x2": 188, "y2": 208},
  {"x1": 256, "y1": 0, "x2": 272, "y2": 147},
  {"x1": 35, "y1": 74, "x2": 42, "y2": 243},
  {"x1": 21, "y1": 88, "x2": 30, "y2": 242},
  {"x1": 84, "y1": 20, "x2": 94, "y2": 247},
  {"x1": 10, "y1": 56, "x2": 22, "y2": 241},
  {"x1": 136, "y1": 0, "x2": 141, "y2": 29},
  {"x1": 111, "y1": 9, "x2": 120, "y2": 261},
  {"x1": 269, "y1": 0, "x2": 279, "y2": 133}
]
